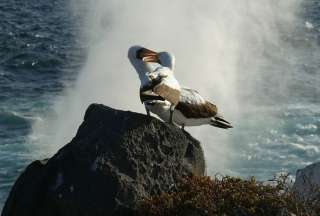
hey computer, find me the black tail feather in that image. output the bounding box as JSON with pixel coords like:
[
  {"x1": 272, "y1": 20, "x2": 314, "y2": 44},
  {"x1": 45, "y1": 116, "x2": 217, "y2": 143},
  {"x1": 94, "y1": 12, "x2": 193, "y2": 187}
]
[
  {"x1": 215, "y1": 116, "x2": 231, "y2": 125},
  {"x1": 210, "y1": 117, "x2": 233, "y2": 129}
]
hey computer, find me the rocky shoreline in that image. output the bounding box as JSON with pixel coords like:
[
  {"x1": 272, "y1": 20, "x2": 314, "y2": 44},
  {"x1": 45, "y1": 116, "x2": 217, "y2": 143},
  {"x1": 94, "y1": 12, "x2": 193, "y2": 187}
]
[
  {"x1": 1, "y1": 104, "x2": 320, "y2": 216},
  {"x1": 1, "y1": 104, "x2": 205, "y2": 216}
]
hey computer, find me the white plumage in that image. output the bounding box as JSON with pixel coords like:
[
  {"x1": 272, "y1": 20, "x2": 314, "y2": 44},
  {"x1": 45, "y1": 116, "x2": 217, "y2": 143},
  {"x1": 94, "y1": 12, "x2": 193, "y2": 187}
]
[
  {"x1": 128, "y1": 45, "x2": 232, "y2": 129},
  {"x1": 128, "y1": 46, "x2": 181, "y2": 122}
]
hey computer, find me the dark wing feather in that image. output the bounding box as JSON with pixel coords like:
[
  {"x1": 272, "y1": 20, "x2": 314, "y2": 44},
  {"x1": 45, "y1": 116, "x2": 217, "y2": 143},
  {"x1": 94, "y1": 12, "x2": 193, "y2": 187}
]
[
  {"x1": 176, "y1": 88, "x2": 217, "y2": 118},
  {"x1": 176, "y1": 101, "x2": 217, "y2": 118}
]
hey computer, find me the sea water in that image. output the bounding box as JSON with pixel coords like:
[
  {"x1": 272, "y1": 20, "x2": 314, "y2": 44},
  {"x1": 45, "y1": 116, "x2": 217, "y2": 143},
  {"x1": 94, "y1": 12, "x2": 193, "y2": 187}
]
[{"x1": 0, "y1": 0, "x2": 319, "y2": 211}]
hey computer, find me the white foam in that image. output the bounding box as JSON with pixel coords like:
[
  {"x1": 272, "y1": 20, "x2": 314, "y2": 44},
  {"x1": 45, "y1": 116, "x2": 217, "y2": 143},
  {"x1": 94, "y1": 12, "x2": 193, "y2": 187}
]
[
  {"x1": 32, "y1": 0, "x2": 303, "y2": 175},
  {"x1": 296, "y1": 123, "x2": 318, "y2": 132},
  {"x1": 305, "y1": 21, "x2": 314, "y2": 29},
  {"x1": 291, "y1": 143, "x2": 319, "y2": 154}
]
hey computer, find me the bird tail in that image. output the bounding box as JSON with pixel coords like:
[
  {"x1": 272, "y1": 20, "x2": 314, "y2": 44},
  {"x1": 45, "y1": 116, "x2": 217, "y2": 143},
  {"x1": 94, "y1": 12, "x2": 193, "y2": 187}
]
[{"x1": 210, "y1": 115, "x2": 233, "y2": 129}]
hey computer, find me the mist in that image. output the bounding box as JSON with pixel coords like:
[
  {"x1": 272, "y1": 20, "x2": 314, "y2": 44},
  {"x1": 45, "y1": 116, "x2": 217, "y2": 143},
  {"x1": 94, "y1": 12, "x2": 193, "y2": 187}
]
[{"x1": 32, "y1": 0, "x2": 302, "y2": 175}]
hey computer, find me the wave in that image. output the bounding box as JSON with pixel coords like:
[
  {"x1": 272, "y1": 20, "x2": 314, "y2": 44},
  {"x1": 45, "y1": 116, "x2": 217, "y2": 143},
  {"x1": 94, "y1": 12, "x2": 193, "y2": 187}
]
[
  {"x1": 0, "y1": 110, "x2": 42, "y2": 128},
  {"x1": 3, "y1": 52, "x2": 64, "y2": 71}
]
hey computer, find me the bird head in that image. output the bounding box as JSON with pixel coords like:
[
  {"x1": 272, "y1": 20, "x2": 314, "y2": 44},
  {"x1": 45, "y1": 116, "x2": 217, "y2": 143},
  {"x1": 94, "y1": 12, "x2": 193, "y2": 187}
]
[{"x1": 136, "y1": 48, "x2": 160, "y2": 63}]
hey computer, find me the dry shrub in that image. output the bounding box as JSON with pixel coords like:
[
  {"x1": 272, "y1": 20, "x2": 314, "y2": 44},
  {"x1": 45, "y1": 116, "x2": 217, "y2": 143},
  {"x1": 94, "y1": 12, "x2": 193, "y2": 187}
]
[{"x1": 138, "y1": 175, "x2": 320, "y2": 216}]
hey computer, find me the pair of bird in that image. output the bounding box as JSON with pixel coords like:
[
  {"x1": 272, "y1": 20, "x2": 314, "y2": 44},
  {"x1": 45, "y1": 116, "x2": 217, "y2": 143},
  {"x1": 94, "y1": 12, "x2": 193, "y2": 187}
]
[{"x1": 128, "y1": 46, "x2": 232, "y2": 130}]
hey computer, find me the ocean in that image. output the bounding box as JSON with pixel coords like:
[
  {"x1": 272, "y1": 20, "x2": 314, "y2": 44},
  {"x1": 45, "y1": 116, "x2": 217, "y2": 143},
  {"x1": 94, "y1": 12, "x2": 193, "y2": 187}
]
[{"x1": 0, "y1": 0, "x2": 320, "y2": 211}]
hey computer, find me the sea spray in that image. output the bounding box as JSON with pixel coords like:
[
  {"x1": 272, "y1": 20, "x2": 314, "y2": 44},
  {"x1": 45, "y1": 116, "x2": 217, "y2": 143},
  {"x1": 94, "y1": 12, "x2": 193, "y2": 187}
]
[{"x1": 32, "y1": 0, "x2": 303, "y2": 174}]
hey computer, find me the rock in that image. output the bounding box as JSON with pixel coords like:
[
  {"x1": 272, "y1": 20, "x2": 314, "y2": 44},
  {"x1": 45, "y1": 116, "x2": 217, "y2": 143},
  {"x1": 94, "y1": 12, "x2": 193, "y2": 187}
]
[
  {"x1": 293, "y1": 162, "x2": 320, "y2": 200},
  {"x1": 2, "y1": 104, "x2": 205, "y2": 216}
]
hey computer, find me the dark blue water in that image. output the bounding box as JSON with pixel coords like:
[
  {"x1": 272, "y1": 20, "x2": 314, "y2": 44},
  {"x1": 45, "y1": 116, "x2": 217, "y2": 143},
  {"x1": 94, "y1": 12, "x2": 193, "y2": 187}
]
[
  {"x1": 0, "y1": 0, "x2": 86, "y2": 210},
  {"x1": 0, "y1": 0, "x2": 320, "y2": 212}
]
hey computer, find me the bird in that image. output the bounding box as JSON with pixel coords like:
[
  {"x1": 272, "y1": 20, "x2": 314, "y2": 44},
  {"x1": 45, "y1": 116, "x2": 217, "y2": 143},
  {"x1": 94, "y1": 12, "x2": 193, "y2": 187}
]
[
  {"x1": 128, "y1": 45, "x2": 181, "y2": 123},
  {"x1": 144, "y1": 87, "x2": 232, "y2": 129},
  {"x1": 135, "y1": 46, "x2": 232, "y2": 129},
  {"x1": 128, "y1": 45, "x2": 232, "y2": 129}
]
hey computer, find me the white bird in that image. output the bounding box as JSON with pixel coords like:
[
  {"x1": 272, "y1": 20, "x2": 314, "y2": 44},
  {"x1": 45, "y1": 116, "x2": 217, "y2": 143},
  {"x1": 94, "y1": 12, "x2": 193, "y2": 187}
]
[
  {"x1": 136, "y1": 47, "x2": 232, "y2": 129},
  {"x1": 128, "y1": 45, "x2": 232, "y2": 129},
  {"x1": 144, "y1": 87, "x2": 232, "y2": 129},
  {"x1": 128, "y1": 46, "x2": 181, "y2": 123}
]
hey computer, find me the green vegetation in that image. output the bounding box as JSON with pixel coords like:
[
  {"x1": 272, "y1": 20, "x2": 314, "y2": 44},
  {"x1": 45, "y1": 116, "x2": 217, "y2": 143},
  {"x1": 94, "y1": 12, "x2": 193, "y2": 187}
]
[{"x1": 138, "y1": 175, "x2": 320, "y2": 216}]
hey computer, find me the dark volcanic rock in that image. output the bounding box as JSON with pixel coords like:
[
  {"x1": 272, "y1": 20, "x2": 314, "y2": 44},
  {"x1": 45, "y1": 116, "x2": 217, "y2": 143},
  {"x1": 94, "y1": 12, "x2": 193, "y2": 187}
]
[
  {"x1": 2, "y1": 104, "x2": 205, "y2": 216},
  {"x1": 293, "y1": 162, "x2": 320, "y2": 200}
]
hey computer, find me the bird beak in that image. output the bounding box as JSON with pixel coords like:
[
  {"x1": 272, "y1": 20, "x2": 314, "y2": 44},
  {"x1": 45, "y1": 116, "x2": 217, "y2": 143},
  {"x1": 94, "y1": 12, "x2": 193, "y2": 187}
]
[
  {"x1": 143, "y1": 55, "x2": 159, "y2": 63},
  {"x1": 136, "y1": 48, "x2": 160, "y2": 63}
]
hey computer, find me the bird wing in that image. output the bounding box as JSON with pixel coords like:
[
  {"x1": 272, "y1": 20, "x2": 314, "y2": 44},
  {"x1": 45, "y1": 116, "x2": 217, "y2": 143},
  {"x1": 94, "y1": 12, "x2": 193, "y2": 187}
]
[
  {"x1": 145, "y1": 66, "x2": 180, "y2": 106},
  {"x1": 180, "y1": 87, "x2": 206, "y2": 104},
  {"x1": 153, "y1": 84, "x2": 180, "y2": 105},
  {"x1": 176, "y1": 88, "x2": 218, "y2": 118}
]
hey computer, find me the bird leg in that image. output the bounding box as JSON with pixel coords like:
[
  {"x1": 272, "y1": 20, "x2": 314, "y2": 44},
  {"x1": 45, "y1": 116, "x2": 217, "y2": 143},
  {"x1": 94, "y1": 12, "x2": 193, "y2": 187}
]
[
  {"x1": 145, "y1": 106, "x2": 150, "y2": 117},
  {"x1": 169, "y1": 104, "x2": 175, "y2": 124}
]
